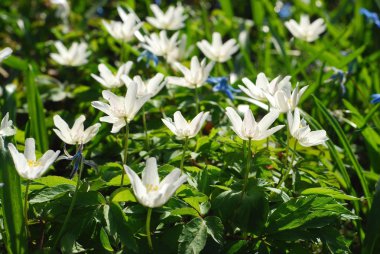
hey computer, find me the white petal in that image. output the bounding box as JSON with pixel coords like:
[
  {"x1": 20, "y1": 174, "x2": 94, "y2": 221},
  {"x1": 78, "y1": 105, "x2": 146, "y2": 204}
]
[
  {"x1": 258, "y1": 110, "x2": 280, "y2": 130},
  {"x1": 189, "y1": 111, "x2": 209, "y2": 137},
  {"x1": 82, "y1": 123, "x2": 101, "y2": 144},
  {"x1": 24, "y1": 138, "x2": 36, "y2": 161},
  {"x1": 124, "y1": 165, "x2": 147, "y2": 205},
  {"x1": 173, "y1": 111, "x2": 188, "y2": 132},
  {"x1": 53, "y1": 115, "x2": 72, "y2": 143},
  {"x1": 142, "y1": 157, "x2": 160, "y2": 187},
  {"x1": 162, "y1": 118, "x2": 178, "y2": 136}
]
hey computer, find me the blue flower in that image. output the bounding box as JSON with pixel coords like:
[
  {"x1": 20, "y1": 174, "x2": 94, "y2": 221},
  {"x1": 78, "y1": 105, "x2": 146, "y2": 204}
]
[
  {"x1": 360, "y1": 8, "x2": 380, "y2": 28},
  {"x1": 278, "y1": 3, "x2": 292, "y2": 19},
  {"x1": 207, "y1": 77, "x2": 240, "y2": 100},
  {"x1": 330, "y1": 68, "x2": 348, "y2": 95},
  {"x1": 371, "y1": 94, "x2": 380, "y2": 104},
  {"x1": 96, "y1": 7, "x2": 104, "y2": 16},
  {"x1": 59, "y1": 144, "x2": 97, "y2": 179},
  {"x1": 137, "y1": 50, "x2": 159, "y2": 68}
]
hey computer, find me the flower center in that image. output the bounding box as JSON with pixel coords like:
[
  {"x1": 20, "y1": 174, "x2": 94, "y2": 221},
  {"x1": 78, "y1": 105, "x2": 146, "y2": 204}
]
[
  {"x1": 146, "y1": 184, "x2": 159, "y2": 193},
  {"x1": 28, "y1": 160, "x2": 41, "y2": 167},
  {"x1": 114, "y1": 108, "x2": 126, "y2": 118}
]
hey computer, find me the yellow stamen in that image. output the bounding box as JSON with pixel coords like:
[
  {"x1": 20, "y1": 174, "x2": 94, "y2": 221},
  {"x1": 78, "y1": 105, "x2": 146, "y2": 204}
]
[
  {"x1": 28, "y1": 160, "x2": 41, "y2": 167},
  {"x1": 146, "y1": 184, "x2": 159, "y2": 192}
]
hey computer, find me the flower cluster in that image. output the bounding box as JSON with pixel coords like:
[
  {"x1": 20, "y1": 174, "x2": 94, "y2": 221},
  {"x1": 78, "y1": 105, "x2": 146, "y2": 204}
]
[{"x1": 0, "y1": 3, "x2": 343, "y2": 253}]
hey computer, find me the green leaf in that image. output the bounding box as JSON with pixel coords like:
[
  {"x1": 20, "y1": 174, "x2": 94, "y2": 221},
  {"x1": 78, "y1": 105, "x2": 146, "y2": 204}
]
[
  {"x1": 266, "y1": 196, "x2": 358, "y2": 234},
  {"x1": 205, "y1": 216, "x2": 224, "y2": 244},
  {"x1": 178, "y1": 217, "x2": 208, "y2": 254},
  {"x1": 170, "y1": 207, "x2": 199, "y2": 217},
  {"x1": 315, "y1": 226, "x2": 351, "y2": 253},
  {"x1": 100, "y1": 227, "x2": 114, "y2": 252},
  {"x1": 104, "y1": 203, "x2": 138, "y2": 252},
  {"x1": 29, "y1": 184, "x2": 75, "y2": 204},
  {"x1": 226, "y1": 240, "x2": 247, "y2": 254},
  {"x1": 301, "y1": 187, "x2": 360, "y2": 201},
  {"x1": 33, "y1": 176, "x2": 76, "y2": 187},
  {"x1": 110, "y1": 188, "x2": 136, "y2": 202},
  {"x1": 214, "y1": 182, "x2": 269, "y2": 234},
  {"x1": 3, "y1": 55, "x2": 28, "y2": 71},
  {"x1": 0, "y1": 151, "x2": 27, "y2": 254}
]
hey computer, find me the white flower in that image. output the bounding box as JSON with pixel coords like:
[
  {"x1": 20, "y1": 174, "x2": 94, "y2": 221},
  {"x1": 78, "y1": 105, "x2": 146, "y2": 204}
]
[
  {"x1": 166, "y1": 34, "x2": 188, "y2": 65},
  {"x1": 285, "y1": 15, "x2": 326, "y2": 42},
  {"x1": 225, "y1": 107, "x2": 284, "y2": 140},
  {"x1": 91, "y1": 62, "x2": 133, "y2": 89},
  {"x1": 140, "y1": 31, "x2": 179, "y2": 59},
  {"x1": 197, "y1": 32, "x2": 239, "y2": 63},
  {"x1": 288, "y1": 108, "x2": 328, "y2": 146},
  {"x1": 146, "y1": 4, "x2": 186, "y2": 30},
  {"x1": 50, "y1": 0, "x2": 70, "y2": 20},
  {"x1": 167, "y1": 56, "x2": 214, "y2": 89},
  {"x1": 102, "y1": 7, "x2": 142, "y2": 41},
  {"x1": 122, "y1": 73, "x2": 166, "y2": 98},
  {"x1": 237, "y1": 104, "x2": 250, "y2": 115},
  {"x1": 239, "y1": 73, "x2": 291, "y2": 101},
  {"x1": 162, "y1": 111, "x2": 209, "y2": 139},
  {"x1": 8, "y1": 138, "x2": 60, "y2": 180},
  {"x1": 50, "y1": 41, "x2": 90, "y2": 66},
  {"x1": 91, "y1": 82, "x2": 150, "y2": 133},
  {"x1": 124, "y1": 157, "x2": 187, "y2": 208},
  {"x1": 266, "y1": 83, "x2": 308, "y2": 113},
  {"x1": 0, "y1": 47, "x2": 12, "y2": 63},
  {"x1": 0, "y1": 113, "x2": 16, "y2": 149},
  {"x1": 53, "y1": 115, "x2": 101, "y2": 145}
]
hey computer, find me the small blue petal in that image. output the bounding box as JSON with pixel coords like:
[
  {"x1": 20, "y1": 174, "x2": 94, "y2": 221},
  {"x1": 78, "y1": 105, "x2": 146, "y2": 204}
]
[
  {"x1": 225, "y1": 89, "x2": 234, "y2": 100},
  {"x1": 360, "y1": 8, "x2": 380, "y2": 28},
  {"x1": 371, "y1": 94, "x2": 380, "y2": 104},
  {"x1": 279, "y1": 3, "x2": 292, "y2": 19},
  {"x1": 96, "y1": 7, "x2": 104, "y2": 16},
  {"x1": 207, "y1": 76, "x2": 240, "y2": 100},
  {"x1": 138, "y1": 50, "x2": 159, "y2": 68},
  {"x1": 229, "y1": 85, "x2": 241, "y2": 93}
]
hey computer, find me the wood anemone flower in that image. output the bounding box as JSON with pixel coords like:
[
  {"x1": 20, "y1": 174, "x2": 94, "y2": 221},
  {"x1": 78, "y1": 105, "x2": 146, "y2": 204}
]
[
  {"x1": 8, "y1": 138, "x2": 60, "y2": 180},
  {"x1": 124, "y1": 157, "x2": 187, "y2": 208},
  {"x1": 162, "y1": 111, "x2": 209, "y2": 139},
  {"x1": 226, "y1": 107, "x2": 284, "y2": 141}
]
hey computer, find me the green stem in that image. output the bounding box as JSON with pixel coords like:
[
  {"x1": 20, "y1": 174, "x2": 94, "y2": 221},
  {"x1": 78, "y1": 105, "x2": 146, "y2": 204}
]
[
  {"x1": 194, "y1": 86, "x2": 200, "y2": 114},
  {"x1": 24, "y1": 180, "x2": 30, "y2": 238},
  {"x1": 285, "y1": 128, "x2": 290, "y2": 163},
  {"x1": 277, "y1": 140, "x2": 297, "y2": 188},
  {"x1": 142, "y1": 106, "x2": 150, "y2": 151},
  {"x1": 243, "y1": 138, "x2": 252, "y2": 192},
  {"x1": 242, "y1": 140, "x2": 246, "y2": 158},
  {"x1": 146, "y1": 208, "x2": 153, "y2": 252},
  {"x1": 216, "y1": 63, "x2": 224, "y2": 76},
  {"x1": 180, "y1": 137, "x2": 189, "y2": 173},
  {"x1": 53, "y1": 154, "x2": 84, "y2": 249},
  {"x1": 121, "y1": 123, "x2": 130, "y2": 186}
]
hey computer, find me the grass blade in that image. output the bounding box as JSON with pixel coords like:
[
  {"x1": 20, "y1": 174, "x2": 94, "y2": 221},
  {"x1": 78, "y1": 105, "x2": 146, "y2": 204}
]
[
  {"x1": 0, "y1": 151, "x2": 27, "y2": 254},
  {"x1": 25, "y1": 65, "x2": 49, "y2": 152},
  {"x1": 313, "y1": 96, "x2": 371, "y2": 207}
]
